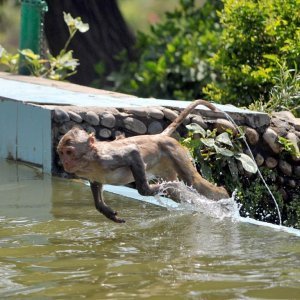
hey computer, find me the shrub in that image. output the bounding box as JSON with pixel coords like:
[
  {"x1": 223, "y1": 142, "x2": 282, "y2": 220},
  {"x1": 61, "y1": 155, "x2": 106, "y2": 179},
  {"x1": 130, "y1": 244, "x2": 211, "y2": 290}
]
[
  {"x1": 248, "y1": 62, "x2": 300, "y2": 117},
  {"x1": 0, "y1": 12, "x2": 89, "y2": 80},
  {"x1": 181, "y1": 126, "x2": 286, "y2": 226},
  {"x1": 106, "y1": 0, "x2": 223, "y2": 100},
  {"x1": 204, "y1": 0, "x2": 300, "y2": 106}
]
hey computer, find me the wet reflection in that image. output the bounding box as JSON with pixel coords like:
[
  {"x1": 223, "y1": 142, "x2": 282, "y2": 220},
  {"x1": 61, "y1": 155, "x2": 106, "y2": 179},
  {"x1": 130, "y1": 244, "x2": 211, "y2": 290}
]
[{"x1": 0, "y1": 160, "x2": 52, "y2": 220}]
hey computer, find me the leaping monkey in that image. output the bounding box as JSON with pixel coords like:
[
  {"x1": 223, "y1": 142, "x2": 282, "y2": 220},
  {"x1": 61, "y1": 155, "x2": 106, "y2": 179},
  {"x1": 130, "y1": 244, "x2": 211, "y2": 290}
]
[{"x1": 57, "y1": 100, "x2": 229, "y2": 223}]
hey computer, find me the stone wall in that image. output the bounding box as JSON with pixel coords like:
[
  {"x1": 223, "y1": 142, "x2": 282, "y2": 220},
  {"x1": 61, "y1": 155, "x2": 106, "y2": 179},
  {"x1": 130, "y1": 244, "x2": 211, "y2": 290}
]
[{"x1": 50, "y1": 104, "x2": 300, "y2": 204}]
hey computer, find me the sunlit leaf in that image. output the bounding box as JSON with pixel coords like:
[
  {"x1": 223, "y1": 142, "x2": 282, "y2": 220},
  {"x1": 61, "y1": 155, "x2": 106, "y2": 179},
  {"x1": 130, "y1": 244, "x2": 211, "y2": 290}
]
[
  {"x1": 186, "y1": 123, "x2": 206, "y2": 137},
  {"x1": 235, "y1": 153, "x2": 258, "y2": 173},
  {"x1": 200, "y1": 138, "x2": 215, "y2": 147},
  {"x1": 20, "y1": 49, "x2": 40, "y2": 60},
  {"x1": 214, "y1": 145, "x2": 234, "y2": 157},
  {"x1": 215, "y1": 132, "x2": 233, "y2": 147}
]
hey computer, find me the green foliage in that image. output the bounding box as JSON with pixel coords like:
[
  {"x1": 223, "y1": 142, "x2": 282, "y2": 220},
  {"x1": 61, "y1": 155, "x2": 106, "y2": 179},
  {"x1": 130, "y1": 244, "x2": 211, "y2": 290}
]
[
  {"x1": 278, "y1": 136, "x2": 300, "y2": 159},
  {"x1": 105, "y1": 0, "x2": 223, "y2": 100},
  {"x1": 0, "y1": 12, "x2": 89, "y2": 81},
  {"x1": 237, "y1": 168, "x2": 284, "y2": 224},
  {"x1": 181, "y1": 124, "x2": 257, "y2": 189},
  {"x1": 181, "y1": 125, "x2": 292, "y2": 226},
  {"x1": 284, "y1": 192, "x2": 300, "y2": 228},
  {"x1": 205, "y1": 0, "x2": 300, "y2": 106},
  {"x1": 0, "y1": 46, "x2": 19, "y2": 73},
  {"x1": 248, "y1": 62, "x2": 300, "y2": 117}
]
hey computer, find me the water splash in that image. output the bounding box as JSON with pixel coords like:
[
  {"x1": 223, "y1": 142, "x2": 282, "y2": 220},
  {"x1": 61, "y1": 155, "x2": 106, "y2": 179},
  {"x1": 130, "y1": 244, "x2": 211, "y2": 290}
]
[
  {"x1": 158, "y1": 181, "x2": 300, "y2": 237},
  {"x1": 159, "y1": 181, "x2": 240, "y2": 220},
  {"x1": 219, "y1": 110, "x2": 282, "y2": 226}
]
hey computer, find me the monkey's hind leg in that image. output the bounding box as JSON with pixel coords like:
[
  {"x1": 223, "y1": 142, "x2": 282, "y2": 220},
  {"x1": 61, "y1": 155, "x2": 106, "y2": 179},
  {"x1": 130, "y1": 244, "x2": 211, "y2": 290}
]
[
  {"x1": 90, "y1": 181, "x2": 125, "y2": 223},
  {"x1": 126, "y1": 148, "x2": 160, "y2": 197}
]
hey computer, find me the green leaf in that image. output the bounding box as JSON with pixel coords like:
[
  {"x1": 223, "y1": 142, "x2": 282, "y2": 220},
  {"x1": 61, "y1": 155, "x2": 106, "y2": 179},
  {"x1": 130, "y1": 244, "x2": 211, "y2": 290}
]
[
  {"x1": 186, "y1": 123, "x2": 206, "y2": 137},
  {"x1": 200, "y1": 138, "x2": 215, "y2": 148},
  {"x1": 198, "y1": 157, "x2": 213, "y2": 182},
  {"x1": 235, "y1": 153, "x2": 258, "y2": 173},
  {"x1": 145, "y1": 61, "x2": 157, "y2": 72},
  {"x1": 215, "y1": 132, "x2": 233, "y2": 147},
  {"x1": 263, "y1": 54, "x2": 279, "y2": 62},
  {"x1": 20, "y1": 49, "x2": 40, "y2": 60},
  {"x1": 214, "y1": 145, "x2": 234, "y2": 157}
]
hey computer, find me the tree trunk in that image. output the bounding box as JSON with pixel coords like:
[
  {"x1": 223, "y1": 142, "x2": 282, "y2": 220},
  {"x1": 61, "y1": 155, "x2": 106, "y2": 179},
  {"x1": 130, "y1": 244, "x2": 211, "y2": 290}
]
[{"x1": 44, "y1": 0, "x2": 136, "y2": 86}]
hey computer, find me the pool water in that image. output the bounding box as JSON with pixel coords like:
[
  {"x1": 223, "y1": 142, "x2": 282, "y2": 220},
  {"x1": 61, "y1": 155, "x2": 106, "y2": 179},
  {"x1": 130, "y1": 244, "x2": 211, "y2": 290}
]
[{"x1": 0, "y1": 159, "x2": 300, "y2": 299}]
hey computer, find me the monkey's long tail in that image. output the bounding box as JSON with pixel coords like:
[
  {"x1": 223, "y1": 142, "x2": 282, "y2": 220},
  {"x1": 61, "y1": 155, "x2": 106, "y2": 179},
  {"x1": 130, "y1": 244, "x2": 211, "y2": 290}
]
[{"x1": 161, "y1": 99, "x2": 219, "y2": 137}]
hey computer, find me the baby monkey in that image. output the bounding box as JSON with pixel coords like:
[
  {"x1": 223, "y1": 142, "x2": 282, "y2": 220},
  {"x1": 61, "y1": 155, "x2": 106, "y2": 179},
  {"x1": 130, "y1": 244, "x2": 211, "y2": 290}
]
[{"x1": 57, "y1": 100, "x2": 229, "y2": 223}]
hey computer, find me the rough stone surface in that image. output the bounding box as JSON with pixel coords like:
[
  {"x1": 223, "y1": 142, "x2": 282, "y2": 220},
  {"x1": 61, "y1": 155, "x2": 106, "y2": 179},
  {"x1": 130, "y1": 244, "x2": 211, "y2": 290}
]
[
  {"x1": 148, "y1": 121, "x2": 163, "y2": 134},
  {"x1": 123, "y1": 117, "x2": 147, "y2": 134},
  {"x1": 265, "y1": 157, "x2": 278, "y2": 169},
  {"x1": 126, "y1": 108, "x2": 148, "y2": 117},
  {"x1": 288, "y1": 179, "x2": 296, "y2": 188},
  {"x1": 100, "y1": 112, "x2": 116, "y2": 128},
  {"x1": 163, "y1": 108, "x2": 178, "y2": 121},
  {"x1": 278, "y1": 160, "x2": 292, "y2": 176},
  {"x1": 83, "y1": 111, "x2": 100, "y2": 126},
  {"x1": 263, "y1": 128, "x2": 282, "y2": 154},
  {"x1": 53, "y1": 109, "x2": 70, "y2": 123},
  {"x1": 272, "y1": 111, "x2": 295, "y2": 122},
  {"x1": 99, "y1": 128, "x2": 111, "y2": 138},
  {"x1": 278, "y1": 176, "x2": 285, "y2": 185},
  {"x1": 190, "y1": 115, "x2": 208, "y2": 129},
  {"x1": 68, "y1": 110, "x2": 82, "y2": 123},
  {"x1": 294, "y1": 166, "x2": 300, "y2": 177},
  {"x1": 255, "y1": 153, "x2": 264, "y2": 167},
  {"x1": 279, "y1": 188, "x2": 288, "y2": 201},
  {"x1": 148, "y1": 108, "x2": 164, "y2": 119},
  {"x1": 244, "y1": 112, "x2": 270, "y2": 128},
  {"x1": 271, "y1": 116, "x2": 290, "y2": 136},
  {"x1": 114, "y1": 130, "x2": 125, "y2": 139},
  {"x1": 245, "y1": 127, "x2": 259, "y2": 145},
  {"x1": 82, "y1": 124, "x2": 96, "y2": 134},
  {"x1": 294, "y1": 118, "x2": 300, "y2": 131},
  {"x1": 58, "y1": 121, "x2": 76, "y2": 134},
  {"x1": 214, "y1": 118, "x2": 237, "y2": 134}
]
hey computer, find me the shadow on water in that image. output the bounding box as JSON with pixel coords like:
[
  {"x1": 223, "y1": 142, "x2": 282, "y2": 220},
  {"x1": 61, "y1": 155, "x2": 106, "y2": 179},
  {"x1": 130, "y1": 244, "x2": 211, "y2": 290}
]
[{"x1": 0, "y1": 159, "x2": 300, "y2": 299}]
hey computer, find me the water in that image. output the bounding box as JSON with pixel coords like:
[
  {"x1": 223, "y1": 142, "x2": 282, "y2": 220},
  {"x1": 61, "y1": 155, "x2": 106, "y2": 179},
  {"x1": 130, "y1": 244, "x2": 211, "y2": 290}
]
[{"x1": 1, "y1": 160, "x2": 300, "y2": 299}]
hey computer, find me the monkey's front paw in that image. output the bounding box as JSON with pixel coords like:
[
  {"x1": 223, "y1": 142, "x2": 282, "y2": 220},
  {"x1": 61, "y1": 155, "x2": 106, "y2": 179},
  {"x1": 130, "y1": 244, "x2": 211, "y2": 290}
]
[
  {"x1": 109, "y1": 211, "x2": 126, "y2": 223},
  {"x1": 101, "y1": 207, "x2": 125, "y2": 223}
]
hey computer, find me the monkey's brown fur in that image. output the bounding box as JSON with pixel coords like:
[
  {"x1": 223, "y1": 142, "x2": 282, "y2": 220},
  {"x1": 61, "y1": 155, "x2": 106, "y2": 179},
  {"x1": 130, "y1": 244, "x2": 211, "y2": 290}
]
[{"x1": 57, "y1": 100, "x2": 229, "y2": 222}]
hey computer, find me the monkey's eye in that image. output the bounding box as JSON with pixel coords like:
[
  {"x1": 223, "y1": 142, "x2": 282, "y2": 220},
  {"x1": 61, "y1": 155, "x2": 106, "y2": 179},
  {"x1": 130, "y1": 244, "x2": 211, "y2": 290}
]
[{"x1": 66, "y1": 150, "x2": 73, "y2": 156}]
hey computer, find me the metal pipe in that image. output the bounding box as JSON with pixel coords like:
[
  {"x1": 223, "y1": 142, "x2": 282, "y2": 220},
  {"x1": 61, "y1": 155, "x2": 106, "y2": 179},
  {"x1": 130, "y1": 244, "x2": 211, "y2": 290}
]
[{"x1": 18, "y1": 0, "x2": 48, "y2": 75}]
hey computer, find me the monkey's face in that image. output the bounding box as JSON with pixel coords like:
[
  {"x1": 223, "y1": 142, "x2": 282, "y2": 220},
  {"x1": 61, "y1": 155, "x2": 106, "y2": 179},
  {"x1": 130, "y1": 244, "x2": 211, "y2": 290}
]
[
  {"x1": 57, "y1": 127, "x2": 92, "y2": 174},
  {"x1": 57, "y1": 145, "x2": 79, "y2": 173}
]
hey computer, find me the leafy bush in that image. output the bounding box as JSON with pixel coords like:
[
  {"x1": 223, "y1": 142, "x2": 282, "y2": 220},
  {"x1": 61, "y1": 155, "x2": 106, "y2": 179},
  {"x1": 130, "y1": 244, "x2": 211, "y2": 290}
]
[
  {"x1": 181, "y1": 124, "x2": 257, "y2": 187},
  {"x1": 0, "y1": 12, "x2": 89, "y2": 80},
  {"x1": 237, "y1": 168, "x2": 284, "y2": 225},
  {"x1": 181, "y1": 126, "x2": 287, "y2": 226},
  {"x1": 205, "y1": 0, "x2": 300, "y2": 106},
  {"x1": 181, "y1": 126, "x2": 260, "y2": 193},
  {"x1": 248, "y1": 62, "x2": 300, "y2": 117},
  {"x1": 106, "y1": 0, "x2": 223, "y2": 100}
]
